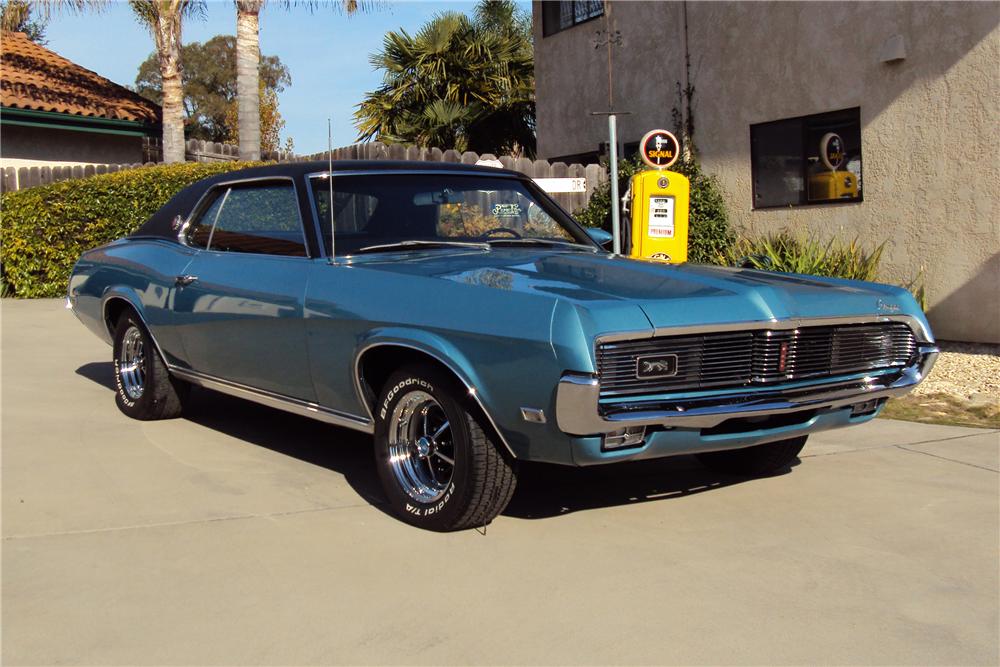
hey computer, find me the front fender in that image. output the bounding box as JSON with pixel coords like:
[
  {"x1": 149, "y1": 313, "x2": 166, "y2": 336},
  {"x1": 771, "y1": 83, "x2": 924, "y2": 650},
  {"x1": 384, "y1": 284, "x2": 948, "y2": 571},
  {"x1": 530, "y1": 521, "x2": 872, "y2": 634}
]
[
  {"x1": 354, "y1": 326, "x2": 572, "y2": 462},
  {"x1": 355, "y1": 327, "x2": 487, "y2": 408}
]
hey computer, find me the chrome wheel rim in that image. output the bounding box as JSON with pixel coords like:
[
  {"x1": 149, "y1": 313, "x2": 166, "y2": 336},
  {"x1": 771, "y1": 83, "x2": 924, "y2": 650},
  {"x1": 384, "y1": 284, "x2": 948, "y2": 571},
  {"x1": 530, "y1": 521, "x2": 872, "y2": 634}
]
[
  {"x1": 119, "y1": 326, "x2": 146, "y2": 400},
  {"x1": 387, "y1": 390, "x2": 456, "y2": 504}
]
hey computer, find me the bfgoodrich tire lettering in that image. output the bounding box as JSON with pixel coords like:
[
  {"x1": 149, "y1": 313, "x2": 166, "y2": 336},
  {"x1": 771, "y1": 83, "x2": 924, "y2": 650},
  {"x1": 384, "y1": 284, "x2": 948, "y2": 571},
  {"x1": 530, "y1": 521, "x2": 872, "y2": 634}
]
[
  {"x1": 112, "y1": 311, "x2": 188, "y2": 420},
  {"x1": 374, "y1": 364, "x2": 517, "y2": 531},
  {"x1": 696, "y1": 435, "x2": 807, "y2": 476}
]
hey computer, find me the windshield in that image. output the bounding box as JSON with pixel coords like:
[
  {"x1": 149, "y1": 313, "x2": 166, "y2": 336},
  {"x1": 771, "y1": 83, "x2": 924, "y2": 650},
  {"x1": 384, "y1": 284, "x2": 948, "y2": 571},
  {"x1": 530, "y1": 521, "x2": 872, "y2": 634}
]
[{"x1": 309, "y1": 173, "x2": 597, "y2": 256}]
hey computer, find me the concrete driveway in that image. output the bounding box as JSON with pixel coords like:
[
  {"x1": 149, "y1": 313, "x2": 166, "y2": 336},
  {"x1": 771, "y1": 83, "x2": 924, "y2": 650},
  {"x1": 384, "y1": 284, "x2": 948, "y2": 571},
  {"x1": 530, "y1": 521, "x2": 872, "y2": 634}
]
[{"x1": 3, "y1": 299, "x2": 998, "y2": 665}]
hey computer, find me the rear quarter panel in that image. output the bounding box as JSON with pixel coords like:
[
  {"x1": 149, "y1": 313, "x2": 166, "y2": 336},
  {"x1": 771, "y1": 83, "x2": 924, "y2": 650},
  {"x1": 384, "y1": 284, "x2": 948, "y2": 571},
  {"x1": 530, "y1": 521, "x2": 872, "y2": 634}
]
[{"x1": 70, "y1": 239, "x2": 196, "y2": 365}]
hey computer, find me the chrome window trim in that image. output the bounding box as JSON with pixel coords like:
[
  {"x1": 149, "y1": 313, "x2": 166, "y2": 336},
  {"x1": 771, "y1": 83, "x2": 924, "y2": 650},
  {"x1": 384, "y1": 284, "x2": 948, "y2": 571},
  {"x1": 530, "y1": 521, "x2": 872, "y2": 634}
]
[
  {"x1": 303, "y1": 173, "x2": 328, "y2": 260},
  {"x1": 177, "y1": 175, "x2": 315, "y2": 259},
  {"x1": 305, "y1": 168, "x2": 524, "y2": 181},
  {"x1": 203, "y1": 186, "x2": 230, "y2": 251},
  {"x1": 595, "y1": 314, "x2": 933, "y2": 347},
  {"x1": 352, "y1": 341, "x2": 518, "y2": 459},
  {"x1": 168, "y1": 366, "x2": 374, "y2": 434}
]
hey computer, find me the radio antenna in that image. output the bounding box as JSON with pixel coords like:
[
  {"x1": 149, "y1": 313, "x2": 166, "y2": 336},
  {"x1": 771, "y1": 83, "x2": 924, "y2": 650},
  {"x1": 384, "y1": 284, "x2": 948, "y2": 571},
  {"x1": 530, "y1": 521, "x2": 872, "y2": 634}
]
[{"x1": 328, "y1": 117, "x2": 335, "y2": 261}]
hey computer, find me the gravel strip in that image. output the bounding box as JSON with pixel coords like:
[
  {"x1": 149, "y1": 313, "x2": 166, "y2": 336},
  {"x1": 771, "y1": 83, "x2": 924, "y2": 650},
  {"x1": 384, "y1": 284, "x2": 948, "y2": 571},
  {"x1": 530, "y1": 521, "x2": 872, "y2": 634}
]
[{"x1": 913, "y1": 342, "x2": 1000, "y2": 402}]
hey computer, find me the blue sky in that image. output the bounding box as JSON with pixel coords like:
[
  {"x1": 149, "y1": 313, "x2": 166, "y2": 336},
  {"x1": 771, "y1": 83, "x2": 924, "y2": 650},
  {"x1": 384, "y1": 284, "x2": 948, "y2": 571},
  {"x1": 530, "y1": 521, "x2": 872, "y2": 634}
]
[{"x1": 43, "y1": 0, "x2": 530, "y2": 154}]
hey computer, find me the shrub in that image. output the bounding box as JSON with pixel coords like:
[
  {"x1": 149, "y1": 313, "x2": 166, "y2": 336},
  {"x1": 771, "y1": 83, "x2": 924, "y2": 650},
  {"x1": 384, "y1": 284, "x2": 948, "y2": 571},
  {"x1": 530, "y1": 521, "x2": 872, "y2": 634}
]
[
  {"x1": 574, "y1": 156, "x2": 734, "y2": 263},
  {"x1": 1, "y1": 161, "x2": 259, "y2": 298},
  {"x1": 722, "y1": 230, "x2": 927, "y2": 309},
  {"x1": 721, "y1": 230, "x2": 884, "y2": 281}
]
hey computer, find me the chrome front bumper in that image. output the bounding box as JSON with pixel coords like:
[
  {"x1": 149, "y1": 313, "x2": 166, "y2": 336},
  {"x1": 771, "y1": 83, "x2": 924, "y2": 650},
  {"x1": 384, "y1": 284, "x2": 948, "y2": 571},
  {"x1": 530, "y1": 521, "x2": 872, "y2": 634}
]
[{"x1": 555, "y1": 345, "x2": 939, "y2": 436}]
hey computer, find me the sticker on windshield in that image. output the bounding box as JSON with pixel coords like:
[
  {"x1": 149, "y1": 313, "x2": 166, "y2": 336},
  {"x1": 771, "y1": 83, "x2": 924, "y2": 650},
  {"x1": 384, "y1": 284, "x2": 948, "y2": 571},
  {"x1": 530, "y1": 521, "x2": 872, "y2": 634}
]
[
  {"x1": 492, "y1": 203, "x2": 522, "y2": 218},
  {"x1": 647, "y1": 196, "x2": 675, "y2": 238}
]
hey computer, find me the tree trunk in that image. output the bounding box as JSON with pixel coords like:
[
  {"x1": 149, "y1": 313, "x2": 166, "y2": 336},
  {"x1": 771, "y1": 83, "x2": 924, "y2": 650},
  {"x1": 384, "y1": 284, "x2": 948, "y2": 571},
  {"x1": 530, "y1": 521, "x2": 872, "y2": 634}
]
[
  {"x1": 236, "y1": 1, "x2": 262, "y2": 161},
  {"x1": 153, "y1": 5, "x2": 185, "y2": 163}
]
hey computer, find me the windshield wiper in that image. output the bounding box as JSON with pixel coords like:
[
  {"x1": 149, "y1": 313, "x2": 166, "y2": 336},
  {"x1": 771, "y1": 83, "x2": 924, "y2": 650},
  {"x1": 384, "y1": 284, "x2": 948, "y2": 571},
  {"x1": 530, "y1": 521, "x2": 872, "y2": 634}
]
[
  {"x1": 484, "y1": 238, "x2": 598, "y2": 252},
  {"x1": 354, "y1": 240, "x2": 491, "y2": 254}
]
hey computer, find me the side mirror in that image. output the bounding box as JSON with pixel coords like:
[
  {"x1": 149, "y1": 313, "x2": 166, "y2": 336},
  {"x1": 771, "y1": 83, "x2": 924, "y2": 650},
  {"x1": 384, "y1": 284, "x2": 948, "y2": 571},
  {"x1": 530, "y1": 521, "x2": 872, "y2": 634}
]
[{"x1": 585, "y1": 227, "x2": 613, "y2": 249}]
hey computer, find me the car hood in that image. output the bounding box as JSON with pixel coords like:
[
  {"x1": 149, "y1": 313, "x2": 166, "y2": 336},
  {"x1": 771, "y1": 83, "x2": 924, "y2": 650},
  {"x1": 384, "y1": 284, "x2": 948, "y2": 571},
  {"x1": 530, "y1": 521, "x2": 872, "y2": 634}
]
[{"x1": 352, "y1": 248, "x2": 919, "y2": 331}]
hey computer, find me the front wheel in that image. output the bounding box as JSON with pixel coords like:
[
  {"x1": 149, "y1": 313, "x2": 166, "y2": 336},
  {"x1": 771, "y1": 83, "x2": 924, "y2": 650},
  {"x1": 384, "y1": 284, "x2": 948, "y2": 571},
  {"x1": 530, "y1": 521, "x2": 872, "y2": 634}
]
[
  {"x1": 374, "y1": 365, "x2": 517, "y2": 531},
  {"x1": 696, "y1": 436, "x2": 807, "y2": 476}
]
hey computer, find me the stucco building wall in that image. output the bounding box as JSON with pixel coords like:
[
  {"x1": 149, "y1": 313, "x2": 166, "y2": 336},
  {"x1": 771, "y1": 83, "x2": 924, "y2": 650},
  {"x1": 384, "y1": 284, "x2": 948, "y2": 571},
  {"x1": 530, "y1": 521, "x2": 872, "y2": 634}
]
[{"x1": 533, "y1": 1, "x2": 1000, "y2": 343}]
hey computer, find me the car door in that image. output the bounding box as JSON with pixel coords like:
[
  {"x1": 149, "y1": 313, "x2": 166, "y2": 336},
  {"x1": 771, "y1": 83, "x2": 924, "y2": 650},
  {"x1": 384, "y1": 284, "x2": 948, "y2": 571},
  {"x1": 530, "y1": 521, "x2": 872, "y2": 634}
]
[{"x1": 172, "y1": 178, "x2": 316, "y2": 401}]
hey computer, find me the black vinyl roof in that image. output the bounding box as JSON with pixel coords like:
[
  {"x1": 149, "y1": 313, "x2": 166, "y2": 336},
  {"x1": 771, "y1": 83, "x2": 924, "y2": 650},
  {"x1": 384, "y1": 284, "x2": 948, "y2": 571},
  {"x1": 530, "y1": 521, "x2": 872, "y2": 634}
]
[{"x1": 131, "y1": 159, "x2": 525, "y2": 242}]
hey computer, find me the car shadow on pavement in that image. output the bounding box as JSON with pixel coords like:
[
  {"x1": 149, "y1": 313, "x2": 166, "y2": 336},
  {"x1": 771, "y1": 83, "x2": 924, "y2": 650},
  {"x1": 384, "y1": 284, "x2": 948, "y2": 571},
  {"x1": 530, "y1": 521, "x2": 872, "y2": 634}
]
[
  {"x1": 76, "y1": 361, "x2": 118, "y2": 391},
  {"x1": 76, "y1": 362, "x2": 792, "y2": 523},
  {"x1": 76, "y1": 362, "x2": 388, "y2": 507},
  {"x1": 181, "y1": 388, "x2": 390, "y2": 507},
  {"x1": 503, "y1": 456, "x2": 783, "y2": 520}
]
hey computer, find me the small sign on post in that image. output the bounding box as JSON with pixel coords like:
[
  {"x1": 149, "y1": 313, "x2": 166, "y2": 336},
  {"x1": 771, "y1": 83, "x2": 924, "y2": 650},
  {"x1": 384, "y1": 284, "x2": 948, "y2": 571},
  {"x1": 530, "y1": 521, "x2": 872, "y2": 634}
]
[{"x1": 533, "y1": 177, "x2": 587, "y2": 194}]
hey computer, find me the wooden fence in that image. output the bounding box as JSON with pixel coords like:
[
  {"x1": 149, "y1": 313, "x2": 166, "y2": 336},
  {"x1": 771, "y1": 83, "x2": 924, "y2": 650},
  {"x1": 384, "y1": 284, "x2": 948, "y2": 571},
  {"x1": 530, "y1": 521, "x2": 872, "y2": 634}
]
[
  {"x1": 297, "y1": 142, "x2": 606, "y2": 214},
  {"x1": 1, "y1": 161, "x2": 157, "y2": 193},
  {"x1": 1, "y1": 140, "x2": 606, "y2": 214}
]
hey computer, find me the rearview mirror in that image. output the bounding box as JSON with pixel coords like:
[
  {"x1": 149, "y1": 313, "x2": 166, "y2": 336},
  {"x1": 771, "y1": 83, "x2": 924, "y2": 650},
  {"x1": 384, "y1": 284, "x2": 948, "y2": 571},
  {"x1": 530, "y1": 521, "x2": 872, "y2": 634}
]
[{"x1": 413, "y1": 188, "x2": 465, "y2": 206}]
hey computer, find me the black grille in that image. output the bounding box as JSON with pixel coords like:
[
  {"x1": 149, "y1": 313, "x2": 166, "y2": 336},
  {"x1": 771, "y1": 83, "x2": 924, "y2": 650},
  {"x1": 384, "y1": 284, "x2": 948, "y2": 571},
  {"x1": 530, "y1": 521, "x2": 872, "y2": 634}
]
[{"x1": 597, "y1": 322, "x2": 917, "y2": 397}]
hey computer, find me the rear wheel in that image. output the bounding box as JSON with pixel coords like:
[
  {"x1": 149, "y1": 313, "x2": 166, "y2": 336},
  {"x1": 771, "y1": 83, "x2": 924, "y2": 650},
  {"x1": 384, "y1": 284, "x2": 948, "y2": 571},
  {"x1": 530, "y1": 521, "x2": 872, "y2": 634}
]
[
  {"x1": 374, "y1": 365, "x2": 517, "y2": 531},
  {"x1": 112, "y1": 311, "x2": 188, "y2": 420},
  {"x1": 696, "y1": 436, "x2": 807, "y2": 476}
]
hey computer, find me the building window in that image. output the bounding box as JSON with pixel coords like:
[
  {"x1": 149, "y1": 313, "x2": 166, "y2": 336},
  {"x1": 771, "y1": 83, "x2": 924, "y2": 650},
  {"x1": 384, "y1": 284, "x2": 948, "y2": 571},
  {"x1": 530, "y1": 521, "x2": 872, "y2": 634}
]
[
  {"x1": 750, "y1": 107, "x2": 862, "y2": 209},
  {"x1": 541, "y1": 1, "x2": 604, "y2": 37}
]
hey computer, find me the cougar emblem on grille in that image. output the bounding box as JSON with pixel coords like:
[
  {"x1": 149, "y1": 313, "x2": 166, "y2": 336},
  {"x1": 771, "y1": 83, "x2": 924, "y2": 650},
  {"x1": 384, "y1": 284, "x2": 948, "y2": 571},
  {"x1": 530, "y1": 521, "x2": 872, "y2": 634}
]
[{"x1": 636, "y1": 354, "x2": 678, "y2": 379}]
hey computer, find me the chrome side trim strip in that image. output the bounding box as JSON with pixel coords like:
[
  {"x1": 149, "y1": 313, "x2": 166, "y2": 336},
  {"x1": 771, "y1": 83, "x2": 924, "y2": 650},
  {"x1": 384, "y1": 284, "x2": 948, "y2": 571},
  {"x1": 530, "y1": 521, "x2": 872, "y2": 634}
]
[
  {"x1": 595, "y1": 314, "x2": 933, "y2": 347},
  {"x1": 169, "y1": 367, "x2": 374, "y2": 434},
  {"x1": 556, "y1": 345, "x2": 938, "y2": 435},
  {"x1": 352, "y1": 341, "x2": 518, "y2": 458}
]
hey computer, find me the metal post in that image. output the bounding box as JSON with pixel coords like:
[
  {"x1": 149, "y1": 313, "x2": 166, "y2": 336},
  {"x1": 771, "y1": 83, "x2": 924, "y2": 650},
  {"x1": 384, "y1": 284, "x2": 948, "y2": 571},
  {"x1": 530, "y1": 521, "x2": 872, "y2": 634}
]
[
  {"x1": 591, "y1": 110, "x2": 630, "y2": 254},
  {"x1": 608, "y1": 114, "x2": 621, "y2": 255}
]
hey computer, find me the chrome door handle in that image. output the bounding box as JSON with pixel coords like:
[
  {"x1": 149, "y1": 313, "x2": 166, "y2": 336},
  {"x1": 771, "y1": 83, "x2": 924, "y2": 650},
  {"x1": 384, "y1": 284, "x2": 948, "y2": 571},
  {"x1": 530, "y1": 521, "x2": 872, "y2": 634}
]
[{"x1": 175, "y1": 274, "x2": 198, "y2": 287}]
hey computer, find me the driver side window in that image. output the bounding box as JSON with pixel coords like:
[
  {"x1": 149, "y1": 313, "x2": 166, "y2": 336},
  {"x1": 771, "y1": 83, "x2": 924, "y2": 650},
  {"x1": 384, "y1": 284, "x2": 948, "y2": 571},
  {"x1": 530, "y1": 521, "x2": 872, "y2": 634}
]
[{"x1": 185, "y1": 182, "x2": 307, "y2": 256}]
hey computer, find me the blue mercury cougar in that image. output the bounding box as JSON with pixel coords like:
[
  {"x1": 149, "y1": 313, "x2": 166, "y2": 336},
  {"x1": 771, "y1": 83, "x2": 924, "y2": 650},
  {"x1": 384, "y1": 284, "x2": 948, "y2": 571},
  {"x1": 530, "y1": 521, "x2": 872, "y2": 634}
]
[{"x1": 68, "y1": 161, "x2": 938, "y2": 530}]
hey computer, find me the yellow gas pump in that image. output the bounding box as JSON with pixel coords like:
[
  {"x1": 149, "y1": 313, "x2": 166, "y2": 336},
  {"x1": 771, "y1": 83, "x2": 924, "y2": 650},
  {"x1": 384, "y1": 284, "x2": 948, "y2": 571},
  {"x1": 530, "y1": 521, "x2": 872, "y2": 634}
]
[
  {"x1": 807, "y1": 132, "x2": 859, "y2": 202},
  {"x1": 627, "y1": 129, "x2": 690, "y2": 263},
  {"x1": 808, "y1": 170, "x2": 858, "y2": 201}
]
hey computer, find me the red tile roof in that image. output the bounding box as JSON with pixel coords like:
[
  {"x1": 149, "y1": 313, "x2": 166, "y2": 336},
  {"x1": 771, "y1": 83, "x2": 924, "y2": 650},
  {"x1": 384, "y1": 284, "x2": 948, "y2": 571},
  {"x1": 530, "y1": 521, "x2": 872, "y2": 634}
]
[{"x1": 1, "y1": 31, "x2": 160, "y2": 124}]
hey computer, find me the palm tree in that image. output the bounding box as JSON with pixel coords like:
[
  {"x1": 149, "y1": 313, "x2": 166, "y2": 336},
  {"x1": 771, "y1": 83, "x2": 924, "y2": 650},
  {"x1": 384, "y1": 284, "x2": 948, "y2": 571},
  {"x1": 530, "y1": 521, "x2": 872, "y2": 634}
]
[
  {"x1": 6, "y1": 0, "x2": 107, "y2": 33},
  {"x1": 234, "y1": 0, "x2": 263, "y2": 160},
  {"x1": 129, "y1": 1, "x2": 204, "y2": 163},
  {"x1": 234, "y1": 0, "x2": 362, "y2": 160},
  {"x1": 354, "y1": 1, "x2": 535, "y2": 156}
]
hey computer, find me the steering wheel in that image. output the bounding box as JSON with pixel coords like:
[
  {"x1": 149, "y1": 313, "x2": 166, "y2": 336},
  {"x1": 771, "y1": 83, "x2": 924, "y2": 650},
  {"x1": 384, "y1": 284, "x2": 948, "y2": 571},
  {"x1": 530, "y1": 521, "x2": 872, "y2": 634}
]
[{"x1": 480, "y1": 227, "x2": 522, "y2": 240}]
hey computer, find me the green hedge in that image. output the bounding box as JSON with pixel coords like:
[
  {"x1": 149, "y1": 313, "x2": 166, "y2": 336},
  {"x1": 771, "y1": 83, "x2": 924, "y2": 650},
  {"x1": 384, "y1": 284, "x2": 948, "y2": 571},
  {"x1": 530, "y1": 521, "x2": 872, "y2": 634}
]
[{"x1": 1, "y1": 161, "x2": 259, "y2": 298}]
